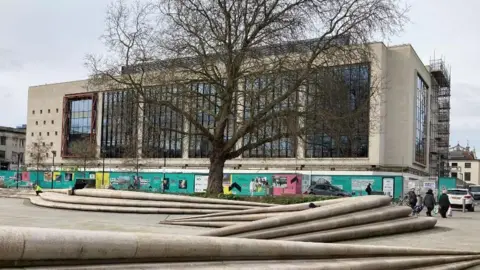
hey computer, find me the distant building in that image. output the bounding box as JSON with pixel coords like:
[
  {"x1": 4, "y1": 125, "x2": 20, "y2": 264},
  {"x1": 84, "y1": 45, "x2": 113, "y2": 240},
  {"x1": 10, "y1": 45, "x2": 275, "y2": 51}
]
[
  {"x1": 449, "y1": 143, "x2": 479, "y2": 185},
  {"x1": 0, "y1": 126, "x2": 26, "y2": 170}
]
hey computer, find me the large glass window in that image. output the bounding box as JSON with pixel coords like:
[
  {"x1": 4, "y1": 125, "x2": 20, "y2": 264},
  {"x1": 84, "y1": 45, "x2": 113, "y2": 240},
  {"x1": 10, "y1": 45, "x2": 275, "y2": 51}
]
[
  {"x1": 415, "y1": 75, "x2": 428, "y2": 164},
  {"x1": 142, "y1": 86, "x2": 183, "y2": 158},
  {"x1": 62, "y1": 94, "x2": 97, "y2": 156},
  {"x1": 68, "y1": 99, "x2": 92, "y2": 146},
  {"x1": 304, "y1": 64, "x2": 370, "y2": 158}
]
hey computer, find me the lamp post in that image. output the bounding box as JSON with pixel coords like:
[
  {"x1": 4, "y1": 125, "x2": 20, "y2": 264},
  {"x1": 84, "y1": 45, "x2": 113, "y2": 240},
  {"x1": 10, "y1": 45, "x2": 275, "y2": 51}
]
[
  {"x1": 162, "y1": 150, "x2": 167, "y2": 193},
  {"x1": 51, "y1": 151, "x2": 56, "y2": 190},
  {"x1": 16, "y1": 153, "x2": 21, "y2": 189},
  {"x1": 102, "y1": 147, "x2": 105, "y2": 188}
]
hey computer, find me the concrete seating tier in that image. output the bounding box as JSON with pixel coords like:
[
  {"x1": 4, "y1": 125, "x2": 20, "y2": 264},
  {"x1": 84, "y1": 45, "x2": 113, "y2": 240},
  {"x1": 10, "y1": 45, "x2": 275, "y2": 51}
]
[
  {"x1": 0, "y1": 226, "x2": 479, "y2": 269},
  {"x1": 29, "y1": 189, "x2": 270, "y2": 214}
]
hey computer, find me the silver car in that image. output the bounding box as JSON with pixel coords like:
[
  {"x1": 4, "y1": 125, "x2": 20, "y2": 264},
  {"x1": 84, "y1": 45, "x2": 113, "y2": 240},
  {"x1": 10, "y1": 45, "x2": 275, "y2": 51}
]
[{"x1": 307, "y1": 184, "x2": 352, "y2": 197}]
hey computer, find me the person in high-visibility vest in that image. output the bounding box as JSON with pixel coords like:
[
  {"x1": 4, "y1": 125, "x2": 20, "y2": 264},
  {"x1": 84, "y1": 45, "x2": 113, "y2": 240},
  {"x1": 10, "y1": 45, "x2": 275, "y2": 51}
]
[{"x1": 35, "y1": 184, "x2": 43, "y2": 196}]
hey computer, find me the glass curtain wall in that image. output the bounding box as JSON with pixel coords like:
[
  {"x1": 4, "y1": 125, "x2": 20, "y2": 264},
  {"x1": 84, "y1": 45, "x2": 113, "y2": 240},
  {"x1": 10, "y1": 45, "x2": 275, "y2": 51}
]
[
  {"x1": 188, "y1": 82, "x2": 236, "y2": 158},
  {"x1": 101, "y1": 90, "x2": 138, "y2": 158},
  {"x1": 242, "y1": 75, "x2": 298, "y2": 158},
  {"x1": 415, "y1": 75, "x2": 429, "y2": 164},
  {"x1": 142, "y1": 86, "x2": 183, "y2": 158},
  {"x1": 304, "y1": 64, "x2": 370, "y2": 158}
]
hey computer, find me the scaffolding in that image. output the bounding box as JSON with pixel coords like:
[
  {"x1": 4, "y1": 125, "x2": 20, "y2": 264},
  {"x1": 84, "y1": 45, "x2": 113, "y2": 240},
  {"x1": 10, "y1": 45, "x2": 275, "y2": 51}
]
[{"x1": 429, "y1": 57, "x2": 451, "y2": 178}]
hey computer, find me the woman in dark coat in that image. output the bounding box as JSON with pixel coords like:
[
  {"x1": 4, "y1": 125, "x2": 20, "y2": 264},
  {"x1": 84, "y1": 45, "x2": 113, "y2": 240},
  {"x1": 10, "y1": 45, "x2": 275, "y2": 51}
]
[
  {"x1": 423, "y1": 189, "x2": 436, "y2": 216},
  {"x1": 438, "y1": 189, "x2": 451, "y2": 218}
]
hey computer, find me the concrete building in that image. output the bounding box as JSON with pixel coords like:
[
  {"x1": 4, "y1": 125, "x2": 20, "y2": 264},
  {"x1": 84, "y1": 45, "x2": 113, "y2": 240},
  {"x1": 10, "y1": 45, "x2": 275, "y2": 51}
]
[
  {"x1": 25, "y1": 41, "x2": 451, "y2": 178},
  {"x1": 0, "y1": 126, "x2": 26, "y2": 170},
  {"x1": 449, "y1": 143, "x2": 480, "y2": 185}
]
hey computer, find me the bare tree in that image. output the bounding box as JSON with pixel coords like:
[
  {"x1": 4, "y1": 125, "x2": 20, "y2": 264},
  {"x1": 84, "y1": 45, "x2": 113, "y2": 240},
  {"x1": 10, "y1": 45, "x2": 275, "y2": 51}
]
[
  {"x1": 68, "y1": 138, "x2": 99, "y2": 178},
  {"x1": 87, "y1": 0, "x2": 407, "y2": 194},
  {"x1": 27, "y1": 137, "x2": 51, "y2": 184}
]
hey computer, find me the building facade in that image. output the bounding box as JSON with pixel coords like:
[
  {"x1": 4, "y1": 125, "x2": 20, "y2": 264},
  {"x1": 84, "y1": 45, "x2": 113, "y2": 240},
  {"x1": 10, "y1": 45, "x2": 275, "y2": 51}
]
[
  {"x1": 0, "y1": 126, "x2": 26, "y2": 170},
  {"x1": 25, "y1": 42, "x2": 451, "y2": 178},
  {"x1": 449, "y1": 143, "x2": 480, "y2": 185}
]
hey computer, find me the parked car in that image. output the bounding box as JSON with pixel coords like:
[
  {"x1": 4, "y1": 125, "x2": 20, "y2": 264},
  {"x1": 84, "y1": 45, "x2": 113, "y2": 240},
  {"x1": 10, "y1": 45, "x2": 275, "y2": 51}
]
[
  {"x1": 447, "y1": 188, "x2": 475, "y2": 212},
  {"x1": 468, "y1": 185, "x2": 480, "y2": 201},
  {"x1": 306, "y1": 183, "x2": 352, "y2": 197}
]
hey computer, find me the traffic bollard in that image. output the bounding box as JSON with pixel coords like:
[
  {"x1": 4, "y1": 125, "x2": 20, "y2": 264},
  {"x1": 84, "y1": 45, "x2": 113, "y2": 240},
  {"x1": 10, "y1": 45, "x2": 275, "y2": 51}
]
[{"x1": 462, "y1": 198, "x2": 466, "y2": 213}]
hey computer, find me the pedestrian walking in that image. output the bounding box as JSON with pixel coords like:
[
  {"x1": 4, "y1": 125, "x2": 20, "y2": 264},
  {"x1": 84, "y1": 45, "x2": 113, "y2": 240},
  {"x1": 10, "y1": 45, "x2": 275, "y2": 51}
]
[
  {"x1": 413, "y1": 194, "x2": 423, "y2": 217},
  {"x1": 438, "y1": 189, "x2": 451, "y2": 218},
  {"x1": 423, "y1": 189, "x2": 436, "y2": 217},
  {"x1": 365, "y1": 183, "x2": 372, "y2": 195},
  {"x1": 407, "y1": 188, "x2": 418, "y2": 212}
]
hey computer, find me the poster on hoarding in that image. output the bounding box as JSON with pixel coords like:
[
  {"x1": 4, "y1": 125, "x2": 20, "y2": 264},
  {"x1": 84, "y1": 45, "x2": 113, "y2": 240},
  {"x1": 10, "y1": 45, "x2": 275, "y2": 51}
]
[
  {"x1": 194, "y1": 175, "x2": 209, "y2": 193},
  {"x1": 311, "y1": 176, "x2": 332, "y2": 185},
  {"x1": 423, "y1": 182, "x2": 436, "y2": 189},
  {"x1": 382, "y1": 177, "x2": 394, "y2": 197},
  {"x1": 351, "y1": 179, "x2": 374, "y2": 191}
]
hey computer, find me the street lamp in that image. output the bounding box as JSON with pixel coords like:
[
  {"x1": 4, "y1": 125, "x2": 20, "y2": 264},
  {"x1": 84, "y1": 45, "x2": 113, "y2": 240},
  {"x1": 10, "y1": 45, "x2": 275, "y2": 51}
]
[{"x1": 51, "y1": 150, "x2": 56, "y2": 190}]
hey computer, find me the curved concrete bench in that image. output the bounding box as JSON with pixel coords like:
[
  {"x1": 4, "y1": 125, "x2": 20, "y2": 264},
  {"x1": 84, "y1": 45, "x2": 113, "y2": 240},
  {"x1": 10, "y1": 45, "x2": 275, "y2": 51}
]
[
  {"x1": 17, "y1": 257, "x2": 480, "y2": 269},
  {"x1": 30, "y1": 197, "x2": 224, "y2": 214},
  {"x1": 233, "y1": 206, "x2": 412, "y2": 239},
  {"x1": 162, "y1": 221, "x2": 248, "y2": 228},
  {"x1": 40, "y1": 192, "x2": 257, "y2": 210},
  {"x1": 162, "y1": 212, "x2": 292, "y2": 223},
  {"x1": 277, "y1": 217, "x2": 437, "y2": 242},
  {"x1": 73, "y1": 189, "x2": 273, "y2": 207},
  {"x1": 202, "y1": 196, "x2": 393, "y2": 237},
  {"x1": 0, "y1": 226, "x2": 478, "y2": 268},
  {"x1": 172, "y1": 197, "x2": 350, "y2": 221},
  {"x1": 411, "y1": 259, "x2": 480, "y2": 270}
]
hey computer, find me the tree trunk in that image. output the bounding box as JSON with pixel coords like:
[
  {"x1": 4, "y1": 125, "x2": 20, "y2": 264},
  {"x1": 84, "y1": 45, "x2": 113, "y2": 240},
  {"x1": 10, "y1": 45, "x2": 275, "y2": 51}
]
[{"x1": 207, "y1": 154, "x2": 226, "y2": 195}]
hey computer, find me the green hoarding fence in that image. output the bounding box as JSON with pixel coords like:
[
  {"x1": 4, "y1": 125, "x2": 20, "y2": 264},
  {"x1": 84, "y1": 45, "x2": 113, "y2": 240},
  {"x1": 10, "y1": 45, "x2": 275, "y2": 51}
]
[{"x1": 0, "y1": 169, "x2": 417, "y2": 198}]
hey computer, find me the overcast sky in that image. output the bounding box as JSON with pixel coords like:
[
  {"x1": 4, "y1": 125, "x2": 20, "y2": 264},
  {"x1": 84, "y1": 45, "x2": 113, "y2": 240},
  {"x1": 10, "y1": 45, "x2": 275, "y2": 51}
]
[{"x1": 0, "y1": 0, "x2": 478, "y2": 149}]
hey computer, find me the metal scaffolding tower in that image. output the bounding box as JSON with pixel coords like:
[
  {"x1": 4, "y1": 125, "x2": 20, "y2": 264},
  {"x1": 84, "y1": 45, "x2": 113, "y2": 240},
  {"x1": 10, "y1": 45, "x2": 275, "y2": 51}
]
[{"x1": 429, "y1": 57, "x2": 451, "y2": 178}]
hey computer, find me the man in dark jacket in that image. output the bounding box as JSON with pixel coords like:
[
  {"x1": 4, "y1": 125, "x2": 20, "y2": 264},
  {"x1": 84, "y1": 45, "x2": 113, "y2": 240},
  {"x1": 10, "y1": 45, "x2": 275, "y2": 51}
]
[
  {"x1": 408, "y1": 189, "x2": 417, "y2": 210},
  {"x1": 365, "y1": 184, "x2": 372, "y2": 195},
  {"x1": 438, "y1": 189, "x2": 451, "y2": 218},
  {"x1": 423, "y1": 189, "x2": 436, "y2": 216}
]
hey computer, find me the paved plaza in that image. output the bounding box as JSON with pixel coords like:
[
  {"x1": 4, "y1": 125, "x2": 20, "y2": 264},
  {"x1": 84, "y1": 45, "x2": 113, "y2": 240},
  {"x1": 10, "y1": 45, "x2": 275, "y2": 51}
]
[
  {"x1": 0, "y1": 197, "x2": 211, "y2": 235},
  {"x1": 342, "y1": 208, "x2": 480, "y2": 251},
  {"x1": 1, "y1": 197, "x2": 480, "y2": 252}
]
